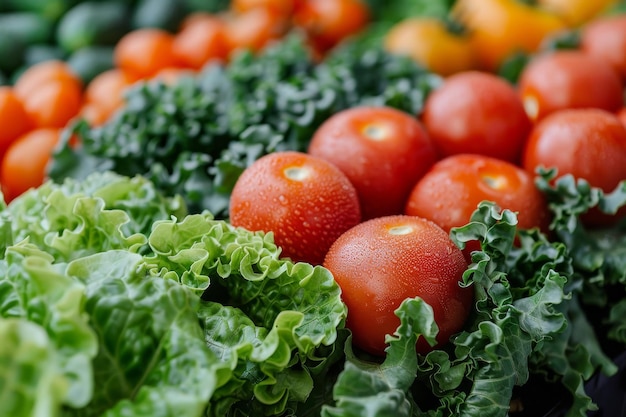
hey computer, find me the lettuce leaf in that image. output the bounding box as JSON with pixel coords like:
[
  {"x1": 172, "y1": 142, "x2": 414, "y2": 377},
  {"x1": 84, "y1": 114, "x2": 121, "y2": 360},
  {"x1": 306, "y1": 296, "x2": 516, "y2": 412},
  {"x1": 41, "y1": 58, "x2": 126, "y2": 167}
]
[
  {"x1": 0, "y1": 317, "x2": 67, "y2": 417},
  {"x1": 65, "y1": 250, "x2": 231, "y2": 417},
  {"x1": 142, "y1": 212, "x2": 348, "y2": 415},
  {"x1": 0, "y1": 243, "x2": 97, "y2": 409},
  {"x1": 2, "y1": 172, "x2": 185, "y2": 262}
]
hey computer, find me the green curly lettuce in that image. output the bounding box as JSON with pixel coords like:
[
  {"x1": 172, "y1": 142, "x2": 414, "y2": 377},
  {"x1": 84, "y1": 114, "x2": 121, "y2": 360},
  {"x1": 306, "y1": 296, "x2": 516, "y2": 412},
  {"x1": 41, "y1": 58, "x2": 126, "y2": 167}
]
[
  {"x1": 141, "y1": 212, "x2": 348, "y2": 415},
  {"x1": 0, "y1": 317, "x2": 68, "y2": 417}
]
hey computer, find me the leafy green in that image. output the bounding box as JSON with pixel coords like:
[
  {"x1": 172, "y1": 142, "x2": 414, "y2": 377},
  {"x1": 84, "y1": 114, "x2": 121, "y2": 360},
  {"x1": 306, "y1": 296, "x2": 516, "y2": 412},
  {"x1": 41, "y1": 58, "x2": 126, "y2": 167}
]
[
  {"x1": 0, "y1": 317, "x2": 67, "y2": 417},
  {"x1": 0, "y1": 172, "x2": 348, "y2": 417},
  {"x1": 48, "y1": 35, "x2": 440, "y2": 217},
  {"x1": 142, "y1": 212, "x2": 347, "y2": 415},
  {"x1": 0, "y1": 243, "x2": 97, "y2": 409}
]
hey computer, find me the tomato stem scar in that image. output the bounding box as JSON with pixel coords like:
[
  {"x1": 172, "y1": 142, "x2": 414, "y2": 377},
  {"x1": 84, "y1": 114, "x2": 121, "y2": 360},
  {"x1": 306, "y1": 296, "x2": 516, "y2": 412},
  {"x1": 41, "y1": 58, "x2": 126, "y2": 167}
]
[
  {"x1": 389, "y1": 225, "x2": 413, "y2": 235},
  {"x1": 284, "y1": 166, "x2": 310, "y2": 181}
]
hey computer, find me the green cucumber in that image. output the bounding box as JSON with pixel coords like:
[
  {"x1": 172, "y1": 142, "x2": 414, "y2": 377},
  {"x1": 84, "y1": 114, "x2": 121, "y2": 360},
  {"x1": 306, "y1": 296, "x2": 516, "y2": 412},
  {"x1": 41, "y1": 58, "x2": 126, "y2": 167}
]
[
  {"x1": 132, "y1": 0, "x2": 188, "y2": 32},
  {"x1": 56, "y1": 1, "x2": 132, "y2": 53},
  {"x1": 67, "y1": 45, "x2": 115, "y2": 84}
]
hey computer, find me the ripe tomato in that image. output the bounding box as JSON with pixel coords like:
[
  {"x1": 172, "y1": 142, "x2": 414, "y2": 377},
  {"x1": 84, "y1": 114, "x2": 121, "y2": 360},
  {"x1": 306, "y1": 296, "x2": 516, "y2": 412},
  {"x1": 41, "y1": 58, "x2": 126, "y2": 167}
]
[
  {"x1": 173, "y1": 14, "x2": 229, "y2": 70},
  {"x1": 580, "y1": 14, "x2": 626, "y2": 80},
  {"x1": 13, "y1": 60, "x2": 82, "y2": 100},
  {"x1": 522, "y1": 108, "x2": 626, "y2": 226},
  {"x1": 518, "y1": 50, "x2": 624, "y2": 122},
  {"x1": 84, "y1": 69, "x2": 138, "y2": 118},
  {"x1": 618, "y1": 107, "x2": 626, "y2": 128},
  {"x1": 20, "y1": 79, "x2": 83, "y2": 129},
  {"x1": 383, "y1": 17, "x2": 478, "y2": 77},
  {"x1": 231, "y1": 0, "x2": 297, "y2": 16},
  {"x1": 292, "y1": 0, "x2": 370, "y2": 53},
  {"x1": 229, "y1": 151, "x2": 361, "y2": 265},
  {"x1": 421, "y1": 71, "x2": 531, "y2": 163},
  {"x1": 452, "y1": 0, "x2": 566, "y2": 71},
  {"x1": 224, "y1": 7, "x2": 290, "y2": 55},
  {"x1": 114, "y1": 29, "x2": 180, "y2": 79},
  {"x1": 405, "y1": 154, "x2": 550, "y2": 259},
  {"x1": 324, "y1": 215, "x2": 472, "y2": 356},
  {"x1": 0, "y1": 87, "x2": 33, "y2": 157},
  {"x1": 1, "y1": 128, "x2": 60, "y2": 203},
  {"x1": 307, "y1": 106, "x2": 437, "y2": 220}
]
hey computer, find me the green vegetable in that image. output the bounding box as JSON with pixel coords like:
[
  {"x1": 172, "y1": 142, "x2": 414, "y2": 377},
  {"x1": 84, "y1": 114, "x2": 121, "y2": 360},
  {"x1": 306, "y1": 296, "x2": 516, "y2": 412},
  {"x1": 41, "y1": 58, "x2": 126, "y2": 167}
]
[
  {"x1": 67, "y1": 45, "x2": 115, "y2": 84},
  {"x1": 0, "y1": 171, "x2": 347, "y2": 416},
  {"x1": 48, "y1": 35, "x2": 441, "y2": 217},
  {"x1": 56, "y1": 1, "x2": 132, "y2": 53}
]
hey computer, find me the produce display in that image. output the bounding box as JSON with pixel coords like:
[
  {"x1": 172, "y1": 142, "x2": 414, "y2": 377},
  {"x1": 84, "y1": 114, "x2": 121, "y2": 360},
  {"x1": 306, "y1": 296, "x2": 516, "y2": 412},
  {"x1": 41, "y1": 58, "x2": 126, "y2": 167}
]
[{"x1": 2, "y1": 0, "x2": 626, "y2": 416}]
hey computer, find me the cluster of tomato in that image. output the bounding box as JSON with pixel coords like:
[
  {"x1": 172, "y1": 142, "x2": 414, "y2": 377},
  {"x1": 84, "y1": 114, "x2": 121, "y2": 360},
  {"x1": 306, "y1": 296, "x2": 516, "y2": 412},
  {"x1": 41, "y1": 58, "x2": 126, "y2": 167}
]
[
  {"x1": 0, "y1": 0, "x2": 372, "y2": 204},
  {"x1": 384, "y1": 0, "x2": 619, "y2": 75},
  {"x1": 228, "y1": 13, "x2": 626, "y2": 357}
]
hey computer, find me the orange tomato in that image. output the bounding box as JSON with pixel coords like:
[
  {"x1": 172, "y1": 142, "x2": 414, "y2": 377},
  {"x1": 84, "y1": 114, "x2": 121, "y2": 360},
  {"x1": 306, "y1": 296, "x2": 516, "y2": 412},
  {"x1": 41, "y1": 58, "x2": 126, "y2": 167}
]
[
  {"x1": 224, "y1": 7, "x2": 290, "y2": 55},
  {"x1": 452, "y1": 0, "x2": 567, "y2": 71},
  {"x1": 0, "y1": 87, "x2": 33, "y2": 156},
  {"x1": 1, "y1": 128, "x2": 61, "y2": 203},
  {"x1": 20, "y1": 79, "x2": 83, "y2": 129},
  {"x1": 173, "y1": 14, "x2": 229, "y2": 69},
  {"x1": 537, "y1": 0, "x2": 618, "y2": 27},
  {"x1": 14, "y1": 60, "x2": 82, "y2": 100},
  {"x1": 384, "y1": 18, "x2": 478, "y2": 76},
  {"x1": 84, "y1": 69, "x2": 138, "y2": 117},
  {"x1": 293, "y1": 0, "x2": 370, "y2": 53},
  {"x1": 114, "y1": 29, "x2": 180, "y2": 79},
  {"x1": 150, "y1": 67, "x2": 197, "y2": 85},
  {"x1": 231, "y1": 0, "x2": 297, "y2": 16}
]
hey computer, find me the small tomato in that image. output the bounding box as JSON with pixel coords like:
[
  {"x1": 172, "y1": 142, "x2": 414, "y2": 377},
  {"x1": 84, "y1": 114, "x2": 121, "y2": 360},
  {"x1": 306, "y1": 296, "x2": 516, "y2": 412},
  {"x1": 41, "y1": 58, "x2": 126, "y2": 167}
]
[
  {"x1": 308, "y1": 106, "x2": 437, "y2": 220},
  {"x1": 324, "y1": 215, "x2": 472, "y2": 356},
  {"x1": 229, "y1": 151, "x2": 361, "y2": 265}
]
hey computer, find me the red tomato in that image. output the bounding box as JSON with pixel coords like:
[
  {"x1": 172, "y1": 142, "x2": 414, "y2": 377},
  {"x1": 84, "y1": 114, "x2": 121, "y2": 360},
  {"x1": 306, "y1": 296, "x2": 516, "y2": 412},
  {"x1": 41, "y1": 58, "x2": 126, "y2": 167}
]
[
  {"x1": 173, "y1": 14, "x2": 229, "y2": 70},
  {"x1": 0, "y1": 87, "x2": 33, "y2": 157},
  {"x1": 307, "y1": 106, "x2": 437, "y2": 220},
  {"x1": 292, "y1": 0, "x2": 370, "y2": 53},
  {"x1": 518, "y1": 50, "x2": 624, "y2": 123},
  {"x1": 224, "y1": 7, "x2": 290, "y2": 55},
  {"x1": 229, "y1": 151, "x2": 361, "y2": 265},
  {"x1": 405, "y1": 154, "x2": 550, "y2": 259},
  {"x1": 618, "y1": 107, "x2": 626, "y2": 128},
  {"x1": 324, "y1": 215, "x2": 472, "y2": 356},
  {"x1": 421, "y1": 71, "x2": 532, "y2": 164},
  {"x1": 580, "y1": 15, "x2": 626, "y2": 81},
  {"x1": 1, "y1": 128, "x2": 60, "y2": 203},
  {"x1": 522, "y1": 108, "x2": 626, "y2": 226}
]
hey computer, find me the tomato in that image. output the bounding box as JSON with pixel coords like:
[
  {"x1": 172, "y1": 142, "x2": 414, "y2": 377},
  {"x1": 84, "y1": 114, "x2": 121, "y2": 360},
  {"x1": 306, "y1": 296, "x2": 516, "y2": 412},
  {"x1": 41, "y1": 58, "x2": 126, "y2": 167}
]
[
  {"x1": 20, "y1": 78, "x2": 83, "y2": 129},
  {"x1": 518, "y1": 50, "x2": 624, "y2": 123},
  {"x1": 1, "y1": 128, "x2": 60, "y2": 203},
  {"x1": 224, "y1": 7, "x2": 290, "y2": 55},
  {"x1": 383, "y1": 18, "x2": 478, "y2": 77},
  {"x1": 405, "y1": 154, "x2": 550, "y2": 259},
  {"x1": 580, "y1": 14, "x2": 626, "y2": 81},
  {"x1": 114, "y1": 29, "x2": 180, "y2": 79},
  {"x1": 618, "y1": 107, "x2": 626, "y2": 128},
  {"x1": 537, "y1": 0, "x2": 618, "y2": 27},
  {"x1": 421, "y1": 71, "x2": 531, "y2": 164},
  {"x1": 173, "y1": 14, "x2": 229, "y2": 70},
  {"x1": 307, "y1": 106, "x2": 437, "y2": 220},
  {"x1": 231, "y1": 0, "x2": 297, "y2": 16},
  {"x1": 522, "y1": 108, "x2": 626, "y2": 227},
  {"x1": 452, "y1": 0, "x2": 566, "y2": 71},
  {"x1": 0, "y1": 87, "x2": 33, "y2": 157},
  {"x1": 84, "y1": 69, "x2": 138, "y2": 118},
  {"x1": 292, "y1": 0, "x2": 370, "y2": 53},
  {"x1": 229, "y1": 151, "x2": 361, "y2": 265},
  {"x1": 324, "y1": 215, "x2": 472, "y2": 356},
  {"x1": 13, "y1": 60, "x2": 82, "y2": 100}
]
